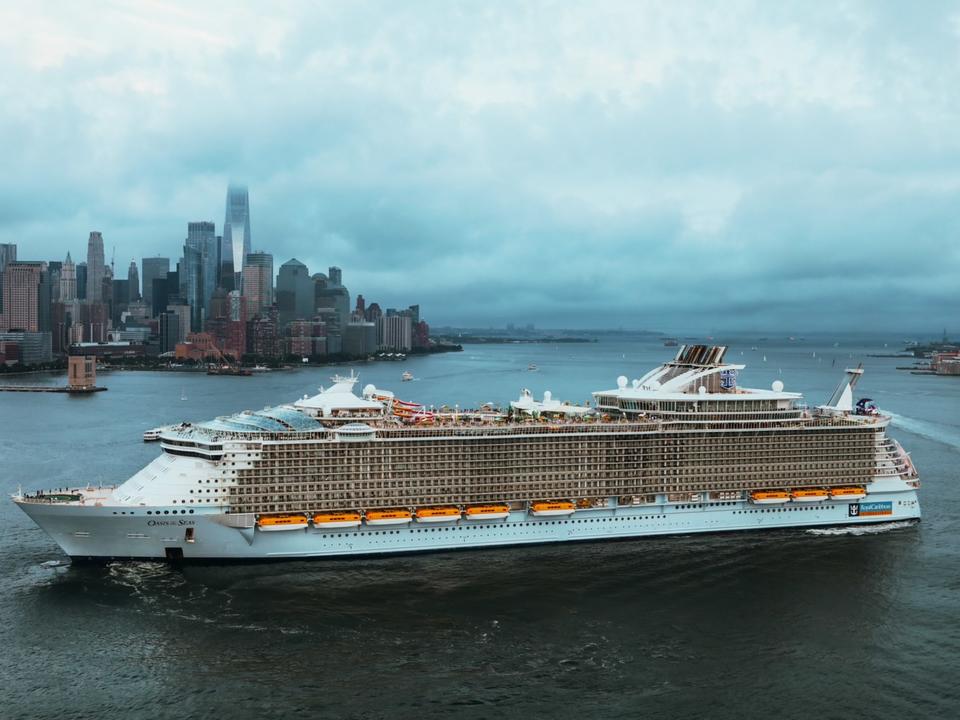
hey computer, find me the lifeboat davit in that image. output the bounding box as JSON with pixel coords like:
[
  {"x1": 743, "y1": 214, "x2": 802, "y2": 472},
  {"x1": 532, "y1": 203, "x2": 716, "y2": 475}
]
[
  {"x1": 257, "y1": 514, "x2": 309, "y2": 531},
  {"x1": 365, "y1": 509, "x2": 412, "y2": 526},
  {"x1": 465, "y1": 504, "x2": 510, "y2": 520},
  {"x1": 415, "y1": 507, "x2": 461, "y2": 523},
  {"x1": 791, "y1": 488, "x2": 830, "y2": 502},
  {"x1": 830, "y1": 486, "x2": 867, "y2": 500},
  {"x1": 530, "y1": 501, "x2": 576, "y2": 517},
  {"x1": 749, "y1": 491, "x2": 790, "y2": 505},
  {"x1": 312, "y1": 512, "x2": 362, "y2": 529}
]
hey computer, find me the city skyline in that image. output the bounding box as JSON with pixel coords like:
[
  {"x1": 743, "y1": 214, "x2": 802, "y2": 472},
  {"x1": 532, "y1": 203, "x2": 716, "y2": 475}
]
[{"x1": 1, "y1": 3, "x2": 958, "y2": 333}]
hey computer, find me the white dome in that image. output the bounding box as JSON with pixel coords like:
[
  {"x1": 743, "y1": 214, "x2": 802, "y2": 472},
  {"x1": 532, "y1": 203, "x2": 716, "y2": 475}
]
[
  {"x1": 772, "y1": 380, "x2": 785, "y2": 392},
  {"x1": 617, "y1": 375, "x2": 628, "y2": 389}
]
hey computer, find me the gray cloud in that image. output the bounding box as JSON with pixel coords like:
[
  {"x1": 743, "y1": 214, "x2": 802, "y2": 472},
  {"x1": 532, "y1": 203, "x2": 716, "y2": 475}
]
[{"x1": 0, "y1": 1, "x2": 958, "y2": 332}]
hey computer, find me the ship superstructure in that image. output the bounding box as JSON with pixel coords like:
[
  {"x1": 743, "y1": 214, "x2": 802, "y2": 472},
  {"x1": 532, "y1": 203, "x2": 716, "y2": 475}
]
[{"x1": 14, "y1": 346, "x2": 921, "y2": 562}]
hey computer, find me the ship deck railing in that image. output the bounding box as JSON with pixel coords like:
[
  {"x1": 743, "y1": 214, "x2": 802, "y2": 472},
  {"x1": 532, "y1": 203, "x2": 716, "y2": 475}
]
[{"x1": 16, "y1": 485, "x2": 118, "y2": 505}]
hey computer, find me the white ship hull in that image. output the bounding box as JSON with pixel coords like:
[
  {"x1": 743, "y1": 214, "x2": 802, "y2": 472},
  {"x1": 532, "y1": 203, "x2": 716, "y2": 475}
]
[{"x1": 15, "y1": 483, "x2": 921, "y2": 563}]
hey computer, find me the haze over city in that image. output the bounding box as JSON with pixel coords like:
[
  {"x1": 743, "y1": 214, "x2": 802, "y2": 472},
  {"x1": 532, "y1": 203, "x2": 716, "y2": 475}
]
[{"x1": 1, "y1": 1, "x2": 958, "y2": 332}]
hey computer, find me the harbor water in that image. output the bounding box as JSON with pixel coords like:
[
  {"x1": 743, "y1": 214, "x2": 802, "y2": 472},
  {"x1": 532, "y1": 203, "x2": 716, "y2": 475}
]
[{"x1": 1, "y1": 337, "x2": 958, "y2": 719}]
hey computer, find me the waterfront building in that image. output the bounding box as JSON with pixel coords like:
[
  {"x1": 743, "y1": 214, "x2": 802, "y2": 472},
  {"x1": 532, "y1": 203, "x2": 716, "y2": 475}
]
[
  {"x1": 222, "y1": 184, "x2": 251, "y2": 292},
  {"x1": 276, "y1": 259, "x2": 313, "y2": 326},
  {"x1": 205, "y1": 288, "x2": 246, "y2": 360},
  {"x1": 343, "y1": 320, "x2": 377, "y2": 356},
  {"x1": 377, "y1": 313, "x2": 412, "y2": 352},
  {"x1": 242, "y1": 251, "x2": 273, "y2": 318},
  {"x1": 86, "y1": 232, "x2": 105, "y2": 303},
  {"x1": 247, "y1": 306, "x2": 281, "y2": 358},
  {"x1": 60, "y1": 252, "x2": 77, "y2": 302},
  {"x1": 127, "y1": 261, "x2": 140, "y2": 301},
  {"x1": 68, "y1": 341, "x2": 145, "y2": 359},
  {"x1": 0, "y1": 330, "x2": 52, "y2": 365},
  {"x1": 141, "y1": 257, "x2": 170, "y2": 312},
  {"x1": 159, "y1": 311, "x2": 181, "y2": 354},
  {"x1": 413, "y1": 320, "x2": 430, "y2": 350},
  {"x1": 286, "y1": 318, "x2": 327, "y2": 357},
  {"x1": 0, "y1": 261, "x2": 46, "y2": 332},
  {"x1": 0, "y1": 243, "x2": 15, "y2": 315}
]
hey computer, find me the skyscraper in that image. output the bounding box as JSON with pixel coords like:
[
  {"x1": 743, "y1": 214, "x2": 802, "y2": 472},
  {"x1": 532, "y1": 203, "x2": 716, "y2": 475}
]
[
  {"x1": 47, "y1": 261, "x2": 62, "y2": 302},
  {"x1": 276, "y1": 258, "x2": 313, "y2": 326},
  {"x1": 222, "y1": 184, "x2": 251, "y2": 292},
  {"x1": 86, "y1": 232, "x2": 105, "y2": 303},
  {"x1": 0, "y1": 243, "x2": 16, "y2": 314},
  {"x1": 242, "y1": 251, "x2": 273, "y2": 318},
  {"x1": 141, "y1": 256, "x2": 170, "y2": 312},
  {"x1": 186, "y1": 222, "x2": 218, "y2": 311},
  {"x1": 60, "y1": 252, "x2": 77, "y2": 302},
  {"x1": 76, "y1": 262, "x2": 87, "y2": 300},
  {"x1": 127, "y1": 260, "x2": 140, "y2": 300},
  {"x1": 0, "y1": 261, "x2": 45, "y2": 332}
]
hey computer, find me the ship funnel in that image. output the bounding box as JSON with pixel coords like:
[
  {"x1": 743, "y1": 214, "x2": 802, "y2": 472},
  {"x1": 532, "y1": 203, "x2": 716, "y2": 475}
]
[{"x1": 824, "y1": 364, "x2": 864, "y2": 412}]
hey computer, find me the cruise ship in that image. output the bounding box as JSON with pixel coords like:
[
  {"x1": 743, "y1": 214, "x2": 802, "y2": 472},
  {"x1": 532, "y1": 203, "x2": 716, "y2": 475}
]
[{"x1": 14, "y1": 346, "x2": 921, "y2": 562}]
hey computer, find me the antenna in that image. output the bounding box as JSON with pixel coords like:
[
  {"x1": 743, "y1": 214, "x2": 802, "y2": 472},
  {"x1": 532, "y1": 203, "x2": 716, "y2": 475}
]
[{"x1": 111, "y1": 245, "x2": 115, "y2": 274}]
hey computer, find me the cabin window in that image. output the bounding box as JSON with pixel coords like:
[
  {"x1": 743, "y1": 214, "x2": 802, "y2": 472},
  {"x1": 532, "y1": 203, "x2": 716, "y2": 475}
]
[{"x1": 185, "y1": 528, "x2": 195, "y2": 543}]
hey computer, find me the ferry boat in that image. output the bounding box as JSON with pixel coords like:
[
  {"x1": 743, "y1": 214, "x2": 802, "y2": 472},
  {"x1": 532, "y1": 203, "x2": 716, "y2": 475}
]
[
  {"x1": 143, "y1": 427, "x2": 163, "y2": 442},
  {"x1": 401, "y1": 371, "x2": 413, "y2": 382},
  {"x1": 12, "y1": 347, "x2": 922, "y2": 562}
]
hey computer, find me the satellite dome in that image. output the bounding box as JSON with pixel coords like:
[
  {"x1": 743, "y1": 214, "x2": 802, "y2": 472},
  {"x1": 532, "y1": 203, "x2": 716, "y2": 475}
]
[
  {"x1": 363, "y1": 383, "x2": 376, "y2": 396},
  {"x1": 544, "y1": 390, "x2": 552, "y2": 402},
  {"x1": 698, "y1": 386, "x2": 707, "y2": 395},
  {"x1": 772, "y1": 380, "x2": 785, "y2": 392},
  {"x1": 617, "y1": 375, "x2": 628, "y2": 389}
]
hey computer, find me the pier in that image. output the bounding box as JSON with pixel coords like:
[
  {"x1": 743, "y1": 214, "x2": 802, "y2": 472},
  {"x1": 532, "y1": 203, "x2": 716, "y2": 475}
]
[
  {"x1": 0, "y1": 356, "x2": 107, "y2": 393},
  {"x1": 0, "y1": 384, "x2": 106, "y2": 393}
]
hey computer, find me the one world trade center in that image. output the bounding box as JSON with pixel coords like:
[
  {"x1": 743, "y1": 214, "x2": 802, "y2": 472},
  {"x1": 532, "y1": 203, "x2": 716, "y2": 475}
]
[{"x1": 221, "y1": 184, "x2": 251, "y2": 292}]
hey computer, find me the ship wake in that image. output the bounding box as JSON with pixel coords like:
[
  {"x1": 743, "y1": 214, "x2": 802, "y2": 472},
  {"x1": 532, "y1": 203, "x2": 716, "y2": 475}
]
[
  {"x1": 888, "y1": 412, "x2": 960, "y2": 452},
  {"x1": 805, "y1": 520, "x2": 917, "y2": 537}
]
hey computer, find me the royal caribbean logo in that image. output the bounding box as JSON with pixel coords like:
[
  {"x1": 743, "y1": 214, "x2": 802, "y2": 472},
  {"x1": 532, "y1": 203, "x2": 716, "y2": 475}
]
[{"x1": 848, "y1": 502, "x2": 892, "y2": 518}]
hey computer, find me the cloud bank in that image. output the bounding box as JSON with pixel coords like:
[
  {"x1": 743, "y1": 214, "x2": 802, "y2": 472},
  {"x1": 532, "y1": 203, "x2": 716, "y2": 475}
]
[{"x1": 1, "y1": 0, "x2": 958, "y2": 332}]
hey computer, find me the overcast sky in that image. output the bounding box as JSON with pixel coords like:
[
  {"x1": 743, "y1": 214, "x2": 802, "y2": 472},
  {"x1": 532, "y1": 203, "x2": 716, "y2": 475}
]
[{"x1": 1, "y1": 1, "x2": 958, "y2": 333}]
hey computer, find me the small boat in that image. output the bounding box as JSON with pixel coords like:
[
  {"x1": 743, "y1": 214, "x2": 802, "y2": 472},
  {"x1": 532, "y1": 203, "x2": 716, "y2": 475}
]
[
  {"x1": 415, "y1": 507, "x2": 461, "y2": 523},
  {"x1": 250, "y1": 365, "x2": 271, "y2": 373},
  {"x1": 830, "y1": 486, "x2": 867, "y2": 500},
  {"x1": 527, "y1": 363, "x2": 538, "y2": 371},
  {"x1": 143, "y1": 427, "x2": 162, "y2": 442},
  {"x1": 791, "y1": 488, "x2": 829, "y2": 502},
  {"x1": 257, "y1": 514, "x2": 308, "y2": 531},
  {"x1": 663, "y1": 338, "x2": 679, "y2": 347},
  {"x1": 365, "y1": 509, "x2": 413, "y2": 526},
  {"x1": 750, "y1": 490, "x2": 790, "y2": 505},
  {"x1": 530, "y1": 501, "x2": 576, "y2": 517},
  {"x1": 312, "y1": 511, "x2": 362, "y2": 529},
  {"x1": 464, "y1": 504, "x2": 511, "y2": 520},
  {"x1": 402, "y1": 371, "x2": 414, "y2": 382}
]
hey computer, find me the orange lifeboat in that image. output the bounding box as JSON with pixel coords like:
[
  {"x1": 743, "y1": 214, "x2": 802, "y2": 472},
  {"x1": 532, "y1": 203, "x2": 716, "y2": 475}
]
[
  {"x1": 791, "y1": 488, "x2": 829, "y2": 502},
  {"x1": 257, "y1": 514, "x2": 308, "y2": 531},
  {"x1": 465, "y1": 504, "x2": 510, "y2": 520},
  {"x1": 365, "y1": 509, "x2": 412, "y2": 526},
  {"x1": 830, "y1": 486, "x2": 867, "y2": 500},
  {"x1": 530, "y1": 501, "x2": 576, "y2": 517},
  {"x1": 312, "y1": 511, "x2": 362, "y2": 529},
  {"x1": 749, "y1": 490, "x2": 790, "y2": 505},
  {"x1": 415, "y1": 507, "x2": 461, "y2": 523}
]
